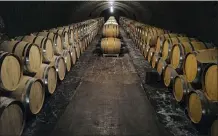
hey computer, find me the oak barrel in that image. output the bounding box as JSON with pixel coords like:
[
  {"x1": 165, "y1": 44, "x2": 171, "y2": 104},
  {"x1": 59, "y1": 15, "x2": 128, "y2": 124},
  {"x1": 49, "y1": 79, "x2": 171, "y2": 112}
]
[
  {"x1": 11, "y1": 76, "x2": 45, "y2": 114},
  {"x1": 151, "y1": 53, "x2": 160, "y2": 68},
  {"x1": 163, "y1": 64, "x2": 178, "y2": 87},
  {"x1": 101, "y1": 38, "x2": 121, "y2": 54},
  {"x1": 170, "y1": 41, "x2": 214, "y2": 69},
  {"x1": 183, "y1": 48, "x2": 218, "y2": 84},
  {"x1": 15, "y1": 35, "x2": 54, "y2": 62},
  {"x1": 102, "y1": 24, "x2": 119, "y2": 38},
  {"x1": 0, "y1": 97, "x2": 25, "y2": 136},
  {"x1": 155, "y1": 33, "x2": 184, "y2": 53},
  {"x1": 188, "y1": 90, "x2": 218, "y2": 124},
  {"x1": 156, "y1": 58, "x2": 167, "y2": 76},
  {"x1": 61, "y1": 50, "x2": 72, "y2": 72},
  {"x1": 57, "y1": 26, "x2": 74, "y2": 44},
  {"x1": 202, "y1": 64, "x2": 218, "y2": 101},
  {"x1": 69, "y1": 46, "x2": 77, "y2": 65},
  {"x1": 147, "y1": 47, "x2": 155, "y2": 63},
  {"x1": 49, "y1": 29, "x2": 70, "y2": 49},
  {"x1": 0, "y1": 51, "x2": 22, "y2": 91},
  {"x1": 0, "y1": 40, "x2": 42, "y2": 74},
  {"x1": 73, "y1": 42, "x2": 81, "y2": 59},
  {"x1": 35, "y1": 64, "x2": 57, "y2": 95},
  {"x1": 34, "y1": 32, "x2": 63, "y2": 55},
  {"x1": 173, "y1": 75, "x2": 192, "y2": 102},
  {"x1": 161, "y1": 37, "x2": 197, "y2": 61},
  {"x1": 50, "y1": 56, "x2": 66, "y2": 81},
  {"x1": 143, "y1": 46, "x2": 150, "y2": 59}
]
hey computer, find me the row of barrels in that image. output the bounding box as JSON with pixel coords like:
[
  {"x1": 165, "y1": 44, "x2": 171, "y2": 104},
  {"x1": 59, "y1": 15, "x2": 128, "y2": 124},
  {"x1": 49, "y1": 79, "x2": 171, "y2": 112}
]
[
  {"x1": 0, "y1": 17, "x2": 104, "y2": 136},
  {"x1": 102, "y1": 16, "x2": 119, "y2": 38},
  {"x1": 120, "y1": 16, "x2": 218, "y2": 136},
  {"x1": 101, "y1": 16, "x2": 121, "y2": 55}
]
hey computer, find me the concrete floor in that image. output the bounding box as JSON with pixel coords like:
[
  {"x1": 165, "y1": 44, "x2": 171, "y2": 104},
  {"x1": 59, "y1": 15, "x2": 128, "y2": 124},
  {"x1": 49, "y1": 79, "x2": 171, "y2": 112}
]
[{"x1": 51, "y1": 52, "x2": 162, "y2": 136}]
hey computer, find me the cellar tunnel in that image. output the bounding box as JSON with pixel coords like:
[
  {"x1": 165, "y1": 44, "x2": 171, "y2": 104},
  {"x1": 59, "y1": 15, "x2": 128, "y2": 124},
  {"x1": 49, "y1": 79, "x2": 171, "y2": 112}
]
[{"x1": 0, "y1": 1, "x2": 217, "y2": 136}]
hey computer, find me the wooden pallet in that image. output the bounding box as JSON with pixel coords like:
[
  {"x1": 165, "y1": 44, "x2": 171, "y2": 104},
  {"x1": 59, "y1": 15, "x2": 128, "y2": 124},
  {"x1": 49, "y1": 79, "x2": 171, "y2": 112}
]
[{"x1": 103, "y1": 54, "x2": 119, "y2": 57}]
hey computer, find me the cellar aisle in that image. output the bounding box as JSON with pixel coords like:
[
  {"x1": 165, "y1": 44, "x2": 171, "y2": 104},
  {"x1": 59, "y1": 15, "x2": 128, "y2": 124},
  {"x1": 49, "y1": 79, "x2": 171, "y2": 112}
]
[{"x1": 50, "y1": 33, "x2": 163, "y2": 136}]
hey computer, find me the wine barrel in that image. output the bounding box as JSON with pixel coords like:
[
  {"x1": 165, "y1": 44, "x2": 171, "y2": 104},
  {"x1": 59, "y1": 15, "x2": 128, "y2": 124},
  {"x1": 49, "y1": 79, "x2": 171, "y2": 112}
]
[
  {"x1": 101, "y1": 38, "x2": 121, "y2": 54},
  {"x1": 163, "y1": 64, "x2": 178, "y2": 87},
  {"x1": 102, "y1": 24, "x2": 119, "y2": 38},
  {"x1": 170, "y1": 41, "x2": 214, "y2": 69},
  {"x1": 15, "y1": 35, "x2": 54, "y2": 62},
  {"x1": 202, "y1": 64, "x2": 218, "y2": 101},
  {"x1": 188, "y1": 90, "x2": 218, "y2": 124},
  {"x1": 211, "y1": 119, "x2": 218, "y2": 136},
  {"x1": 35, "y1": 64, "x2": 57, "y2": 95},
  {"x1": 0, "y1": 51, "x2": 22, "y2": 91},
  {"x1": 77, "y1": 40, "x2": 84, "y2": 53},
  {"x1": 151, "y1": 53, "x2": 160, "y2": 68},
  {"x1": 143, "y1": 46, "x2": 150, "y2": 59},
  {"x1": 50, "y1": 56, "x2": 66, "y2": 81},
  {"x1": 161, "y1": 37, "x2": 197, "y2": 62},
  {"x1": 49, "y1": 29, "x2": 70, "y2": 49},
  {"x1": 33, "y1": 32, "x2": 63, "y2": 55},
  {"x1": 183, "y1": 48, "x2": 218, "y2": 84},
  {"x1": 146, "y1": 28, "x2": 165, "y2": 46},
  {"x1": 156, "y1": 33, "x2": 184, "y2": 54},
  {"x1": 157, "y1": 58, "x2": 167, "y2": 76},
  {"x1": 61, "y1": 50, "x2": 72, "y2": 72},
  {"x1": 0, "y1": 97, "x2": 25, "y2": 136},
  {"x1": 73, "y1": 42, "x2": 81, "y2": 59},
  {"x1": 173, "y1": 75, "x2": 192, "y2": 102},
  {"x1": 147, "y1": 47, "x2": 155, "y2": 63},
  {"x1": 72, "y1": 28, "x2": 79, "y2": 42},
  {"x1": 11, "y1": 76, "x2": 44, "y2": 114},
  {"x1": 69, "y1": 46, "x2": 77, "y2": 65},
  {"x1": 57, "y1": 26, "x2": 74, "y2": 44},
  {"x1": 0, "y1": 40, "x2": 42, "y2": 74}
]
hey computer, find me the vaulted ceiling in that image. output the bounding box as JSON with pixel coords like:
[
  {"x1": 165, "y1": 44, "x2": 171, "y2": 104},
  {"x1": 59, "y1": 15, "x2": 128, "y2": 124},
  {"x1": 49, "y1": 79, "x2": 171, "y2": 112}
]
[{"x1": 0, "y1": 1, "x2": 217, "y2": 45}]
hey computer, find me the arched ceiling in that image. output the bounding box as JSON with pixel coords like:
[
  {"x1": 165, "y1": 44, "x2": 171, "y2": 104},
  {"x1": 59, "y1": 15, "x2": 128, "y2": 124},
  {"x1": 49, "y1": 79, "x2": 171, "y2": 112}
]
[{"x1": 70, "y1": 1, "x2": 152, "y2": 23}]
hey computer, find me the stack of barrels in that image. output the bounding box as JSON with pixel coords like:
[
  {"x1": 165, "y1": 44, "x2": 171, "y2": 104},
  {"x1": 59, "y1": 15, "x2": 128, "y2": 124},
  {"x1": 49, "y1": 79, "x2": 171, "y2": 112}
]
[
  {"x1": 120, "y1": 16, "x2": 218, "y2": 136},
  {"x1": 0, "y1": 17, "x2": 104, "y2": 136},
  {"x1": 101, "y1": 16, "x2": 121, "y2": 55}
]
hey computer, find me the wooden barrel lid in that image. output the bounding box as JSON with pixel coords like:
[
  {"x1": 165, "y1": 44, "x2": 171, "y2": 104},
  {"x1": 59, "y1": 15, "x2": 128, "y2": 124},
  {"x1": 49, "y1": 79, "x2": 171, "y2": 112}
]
[
  {"x1": 57, "y1": 57, "x2": 66, "y2": 80},
  {"x1": 164, "y1": 66, "x2": 172, "y2": 86},
  {"x1": 147, "y1": 48, "x2": 155, "y2": 63},
  {"x1": 211, "y1": 120, "x2": 218, "y2": 136},
  {"x1": 163, "y1": 65, "x2": 178, "y2": 87},
  {"x1": 143, "y1": 46, "x2": 150, "y2": 59},
  {"x1": 151, "y1": 54, "x2": 159, "y2": 68},
  {"x1": 184, "y1": 53, "x2": 198, "y2": 82},
  {"x1": 157, "y1": 59, "x2": 165, "y2": 75},
  {"x1": 69, "y1": 46, "x2": 77, "y2": 65},
  {"x1": 62, "y1": 50, "x2": 72, "y2": 72},
  {"x1": 29, "y1": 78, "x2": 44, "y2": 114},
  {"x1": 1, "y1": 53, "x2": 21, "y2": 91},
  {"x1": 47, "y1": 66, "x2": 57, "y2": 94},
  {"x1": 29, "y1": 45, "x2": 42, "y2": 73},
  {"x1": 45, "y1": 39, "x2": 54, "y2": 62},
  {"x1": 162, "y1": 40, "x2": 169, "y2": 60},
  {"x1": 171, "y1": 45, "x2": 180, "y2": 69},
  {"x1": 174, "y1": 76, "x2": 184, "y2": 102},
  {"x1": 0, "y1": 103, "x2": 24, "y2": 136},
  {"x1": 188, "y1": 92, "x2": 202, "y2": 123},
  {"x1": 204, "y1": 65, "x2": 218, "y2": 101}
]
